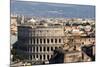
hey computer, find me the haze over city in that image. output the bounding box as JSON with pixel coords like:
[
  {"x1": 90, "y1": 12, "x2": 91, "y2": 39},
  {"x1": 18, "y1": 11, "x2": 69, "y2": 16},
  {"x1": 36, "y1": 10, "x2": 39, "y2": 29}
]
[{"x1": 11, "y1": 0, "x2": 95, "y2": 18}]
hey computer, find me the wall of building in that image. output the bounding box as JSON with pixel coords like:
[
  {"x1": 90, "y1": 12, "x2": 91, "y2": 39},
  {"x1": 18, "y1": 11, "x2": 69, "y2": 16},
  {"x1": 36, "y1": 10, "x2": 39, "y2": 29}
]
[{"x1": 17, "y1": 26, "x2": 65, "y2": 62}]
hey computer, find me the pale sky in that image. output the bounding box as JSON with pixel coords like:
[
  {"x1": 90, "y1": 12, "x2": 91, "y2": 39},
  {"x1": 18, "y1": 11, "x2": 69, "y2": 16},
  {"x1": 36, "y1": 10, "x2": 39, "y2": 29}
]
[{"x1": 20, "y1": 0, "x2": 95, "y2": 5}]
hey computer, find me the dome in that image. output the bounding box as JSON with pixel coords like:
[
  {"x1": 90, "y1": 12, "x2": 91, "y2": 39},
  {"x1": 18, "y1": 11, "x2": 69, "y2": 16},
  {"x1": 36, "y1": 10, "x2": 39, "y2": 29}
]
[
  {"x1": 44, "y1": 23, "x2": 48, "y2": 27},
  {"x1": 85, "y1": 25, "x2": 91, "y2": 32},
  {"x1": 72, "y1": 29, "x2": 79, "y2": 33},
  {"x1": 28, "y1": 18, "x2": 36, "y2": 23}
]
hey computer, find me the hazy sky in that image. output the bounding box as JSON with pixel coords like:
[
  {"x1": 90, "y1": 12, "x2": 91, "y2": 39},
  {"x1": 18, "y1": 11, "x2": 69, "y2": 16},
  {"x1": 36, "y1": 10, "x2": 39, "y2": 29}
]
[
  {"x1": 11, "y1": 0, "x2": 95, "y2": 18},
  {"x1": 20, "y1": 0, "x2": 95, "y2": 5}
]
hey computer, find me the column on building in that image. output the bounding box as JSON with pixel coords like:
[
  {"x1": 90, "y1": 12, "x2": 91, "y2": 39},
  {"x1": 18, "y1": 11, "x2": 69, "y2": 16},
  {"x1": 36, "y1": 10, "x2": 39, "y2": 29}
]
[
  {"x1": 45, "y1": 46, "x2": 47, "y2": 52},
  {"x1": 33, "y1": 46, "x2": 34, "y2": 53},
  {"x1": 29, "y1": 54, "x2": 30, "y2": 60},
  {"x1": 49, "y1": 38, "x2": 51, "y2": 44},
  {"x1": 49, "y1": 46, "x2": 50, "y2": 52},
  {"x1": 42, "y1": 54, "x2": 44, "y2": 61},
  {"x1": 42, "y1": 38, "x2": 44, "y2": 44},
  {"x1": 40, "y1": 54, "x2": 42, "y2": 60},
  {"x1": 45, "y1": 54, "x2": 47, "y2": 60},
  {"x1": 53, "y1": 38, "x2": 55, "y2": 44},
  {"x1": 35, "y1": 54, "x2": 37, "y2": 60},
  {"x1": 93, "y1": 46, "x2": 95, "y2": 56},
  {"x1": 32, "y1": 38, "x2": 34, "y2": 44},
  {"x1": 41, "y1": 46, "x2": 43, "y2": 53},
  {"x1": 45, "y1": 38, "x2": 47, "y2": 44},
  {"x1": 53, "y1": 46, "x2": 55, "y2": 50},
  {"x1": 29, "y1": 38, "x2": 30, "y2": 44},
  {"x1": 35, "y1": 38, "x2": 37, "y2": 44},
  {"x1": 35, "y1": 46, "x2": 37, "y2": 53},
  {"x1": 38, "y1": 46, "x2": 40, "y2": 53},
  {"x1": 29, "y1": 47, "x2": 30, "y2": 53},
  {"x1": 57, "y1": 38, "x2": 59, "y2": 44},
  {"x1": 32, "y1": 46, "x2": 33, "y2": 53},
  {"x1": 49, "y1": 54, "x2": 51, "y2": 60},
  {"x1": 38, "y1": 54, "x2": 40, "y2": 60},
  {"x1": 38, "y1": 38, "x2": 40, "y2": 44},
  {"x1": 61, "y1": 37, "x2": 63, "y2": 43},
  {"x1": 32, "y1": 54, "x2": 33, "y2": 60},
  {"x1": 32, "y1": 38, "x2": 33, "y2": 44}
]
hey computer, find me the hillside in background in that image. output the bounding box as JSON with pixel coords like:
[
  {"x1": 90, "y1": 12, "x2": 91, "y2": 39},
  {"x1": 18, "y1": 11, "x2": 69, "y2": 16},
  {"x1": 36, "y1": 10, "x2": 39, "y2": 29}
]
[{"x1": 11, "y1": 0, "x2": 95, "y2": 18}]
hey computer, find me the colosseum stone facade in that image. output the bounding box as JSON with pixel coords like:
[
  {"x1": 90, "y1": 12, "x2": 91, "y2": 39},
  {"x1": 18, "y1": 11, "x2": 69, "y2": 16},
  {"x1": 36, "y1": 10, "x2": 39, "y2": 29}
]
[{"x1": 17, "y1": 24, "x2": 65, "y2": 62}]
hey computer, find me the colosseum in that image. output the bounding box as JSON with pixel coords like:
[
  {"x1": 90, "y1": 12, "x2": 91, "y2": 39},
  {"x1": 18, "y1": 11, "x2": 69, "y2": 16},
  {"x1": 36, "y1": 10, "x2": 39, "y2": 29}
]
[{"x1": 14, "y1": 18, "x2": 65, "y2": 63}]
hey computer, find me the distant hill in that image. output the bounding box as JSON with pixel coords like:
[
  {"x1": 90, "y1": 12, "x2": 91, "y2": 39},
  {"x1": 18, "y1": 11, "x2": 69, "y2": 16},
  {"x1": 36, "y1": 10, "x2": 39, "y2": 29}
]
[{"x1": 11, "y1": 1, "x2": 95, "y2": 18}]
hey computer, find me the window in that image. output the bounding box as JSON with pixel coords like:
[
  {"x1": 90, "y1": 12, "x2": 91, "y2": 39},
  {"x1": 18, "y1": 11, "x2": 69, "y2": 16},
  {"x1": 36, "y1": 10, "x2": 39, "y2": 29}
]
[
  {"x1": 37, "y1": 47, "x2": 38, "y2": 52},
  {"x1": 43, "y1": 55, "x2": 45, "y2": 59},
  {"x1": 47, "y1": 55, "x2": 49, "y2": 60},
  {"x1": 36, "y1": 55, "x2": 38, "y2": 58},
  {"x1": 55, "y1": 47, "x2": 57, "y2": 49},
  {"x1": 55, "y1": 39, "x2": 57, "y2": 43},
  {"x1": 51, "y1": 39, "x2": 53, "y2": 43},
  {"x1": 31, "y1": 38, "x2": 32, "y2": 44},
  {"x1": 59, "y1": 39, "x2": 61, "y2": 43},
  {"x1": 40, "y1": 55, "x2": 42, "y2": 60},
  {"x1": 27, "y1": 47, "x2": 29, "y2": 51},
  {"x1": 47, "y1": 30, "x2": 49, "y2": 32},
  {"x1": 25, "y1": 38, "x2": 28, "y2": 43},
  {"x1": 51, "y1": 55, "x2": 53, "y2": 57},
  {"x1": 40, "y1": 30, "x2": 42, "y2": 33},
  {"x1": 32, "y1": 38, "x2": 34, "y2": 44},
  {"x1": 33, "y1": 47, "x2": 35, "y2": 52},
  {"x1": 34, "y1": 39, "x2": 35, "y2": 44},
  {"x1": 47, "y1": 47, "x2": 49, "y2": 51},
  {"x1": 51, "y1": 47, "x2": 53, "y2": 51},
  {"x1": 44, "y1": 39, "x2": 45, "y2": 43},
  {"x1": 40, "y1": 47, "x2": 42, "y2": 51},
  {"x1": 47, "y1": 39, "x2": 49, "y2": 43},
  {"x1": 82, "y1": 42, "x2": 84, "y2": 45},
  {"x1": 40, "y1": 39, "x2": 42, "y2": 44},
  {"x1": 30, "y1": 47, "x2": 32, "y2": 51},
  {"x1": 28, "y1": 39, "x2": 30, "y2": 44},
  {"x1": 89, "y1": 39, "x2": 91, "y2": 41},
  {"x1": 43, "y1": 47, "x2": 46, "y2": 51},
  {"x1": 33, "y1": 55, "x2": 35, "y2": 58},
  {"x1": 73, "y1": 45, "x2": 76, "y2": 50},
  {"x1": 30, "y1": 55, "x2": 32, "y2": 59},
  {"x1": 37, "y1": 38, "x2": 38, "y2": 44}
]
